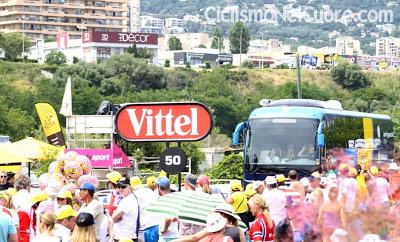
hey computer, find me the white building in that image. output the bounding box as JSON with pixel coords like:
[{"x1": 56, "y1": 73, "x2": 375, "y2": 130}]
[
  {"x1": 28, "y1": 31, "x2": 159, "y2": 64},
  {"x1": 249, "y1": 39, "x2": 290, "y2": 52},
  {"x1": 376, "y1": 37, "x2": 400, "y2": 57},
  {"x1": 183, "y1": 14, "x2": 200, "y2": 23},
  {"x1": 129, "y1": 0, "x2": 141, "y2": 32},
  {"x1": 336, "y1": 36, "x2": 362, "y2": 55},
  {"x1": 165, "y1": 18, "x2": 184, "y2": 28},
  {"x1": 159, "y1": 33, "x2": 211, "y2": 50},
  {"x1": 140, "y1": 16, "x2": 164, "y2": 34}
]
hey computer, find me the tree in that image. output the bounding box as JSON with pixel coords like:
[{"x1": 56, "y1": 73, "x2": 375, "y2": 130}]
[
  {"x1": 0, "y1": 32, "x2": 29, "y2": 61},
  {"x1": 127, "y1": 44, "x2": 139, "y2": 56},
  {"x1": 206, "y1": 154, "x2": 243, "y2": 180},
  {"x1": 168, "y1": 36, "x2": 183, "y2": 50},
  {"x1": 229, "y1": 22, "x2": 251, "y2": 54},
  {"x1": 164, "y1": 60, "x2": 170, "y2": 67},
  {"x1": 331, "y1": 62, "x2": 372, "y2": 90},
  {"x1": 45, "y1": 51, "x2": 67, "y2": 66},
  {"x1": 241, "y1": 60, "x2": 254, "y2": 69},
  {"x1": 211, "y1": 28, "x2": 225, "y2": 52},
  {"x1": 72, "y1": 56, "x2": 79, "y2": 64},
  {"x1": 198, "y1": 44, "x2": 206, "y2": 48}
]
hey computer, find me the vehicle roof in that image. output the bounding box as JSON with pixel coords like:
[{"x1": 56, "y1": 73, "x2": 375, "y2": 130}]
[{"x1": 249, "y1": 106, "x2": 391, "y2": 120}]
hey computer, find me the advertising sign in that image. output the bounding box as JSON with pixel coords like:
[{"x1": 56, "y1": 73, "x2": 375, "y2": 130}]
[
  {"x1": 115, "y1": 102, "x2": 212, "y2": 142},
  {"x1": 66, "y1": 143, "x2": 131, "y2": 168},
  {"x1": 159, "y1": 147, "x2": 187, "y2": 174},
  {"x1": 56, "y1": 32, "x2": 69, "y2": 49},
  {"x1": 82, "y1": 31, "x2": 158, "y2": 45}
]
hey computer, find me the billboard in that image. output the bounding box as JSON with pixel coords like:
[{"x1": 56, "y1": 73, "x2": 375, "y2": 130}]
[
  {"x1": 82, "y1": 31, "x2": 158, "y2": 45},
  {"x1": 115, "y1": 102, "x2": 212, "y2": 142}
]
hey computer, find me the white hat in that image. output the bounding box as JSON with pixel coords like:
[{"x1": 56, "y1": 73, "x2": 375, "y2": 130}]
[
  {"x1": 300, "y1": 177, "x2": 310, "y2": 187},
  {"x1": 359, "y1": 234, "x2": 386, "y2": 242},
  {"x1": 330, "y1": 228, "x2": 348, "y2": 242},
  {"x1": 214, "y1": 203, "x2": 241, "y2": 221},
  {"x1": 388, "y1": 163, "x2": 400, "y2": 171},
  {"x1": 206, "y1": 212, "x2": 227, "y2": 233},
  {"x1": 252, "y1": 181, "x2": 264, "y2": 190},
  {"x1": 265, "y1": 176, "x2": 277, "y2": 185}
]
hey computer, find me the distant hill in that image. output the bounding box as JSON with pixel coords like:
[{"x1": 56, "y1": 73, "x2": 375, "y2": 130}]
[{"x1": 142, "y1": 0, "x2": 400, "y2": 53}]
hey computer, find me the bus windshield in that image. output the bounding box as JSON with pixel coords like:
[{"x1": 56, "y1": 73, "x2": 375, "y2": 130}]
[{"x1": 246, "y1": 118, "x2": 320, "y2": 166}]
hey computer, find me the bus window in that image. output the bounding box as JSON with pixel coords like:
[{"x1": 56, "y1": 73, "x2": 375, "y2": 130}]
[{"x1": 245, "y1": 118, "x2": 319, "y2": 167}]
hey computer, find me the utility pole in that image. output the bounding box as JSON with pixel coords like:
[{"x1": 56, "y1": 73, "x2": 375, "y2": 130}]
[
  {"x1": 239, "y1": 28, "x2": 242, "y2": 67},
  {"x1": 19, "y1": 17, "x2": 25, "y2": 59},
  {"x1": 296, "y1": 53, "x2": 302, "y2": 99}
]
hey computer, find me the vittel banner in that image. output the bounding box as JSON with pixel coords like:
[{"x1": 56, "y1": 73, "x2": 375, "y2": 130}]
[
  {"x1": 115, "y1": 102, "x2": 212, "y2": 142},
  {"x1": 82, "y1": 31, "x2": 158, "y2": 45}
]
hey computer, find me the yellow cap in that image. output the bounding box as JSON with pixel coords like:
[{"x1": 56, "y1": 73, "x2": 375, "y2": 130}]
[
  {"x1": 245, "y1": 187, "x2": 256, "y2": 198},
  {"x1": 119, "y1": 238, "x2": 133, "y2": 242},
  {"x1": 159, "y1": 170, "x2": 167, "y2": 178},
  {"x1": 6, "y1": 188, "x2": 16, "y2": 196},
  {"x1": 230, "y1": 180, "x2": 242, "y2": 191},
  {"x1": 370, "y1": 166, "x2": 379, "y2": 176},
  {"x1": 245, "y1": 184, "x2": 254, "y2": 190},
  {"x1": 31, "y1": 191, "x2": 48, "y2": 206},
  {"x1": 146, "y1": 176, "x2": 157, "y2": 187},
  {"x1": 57, "y1": 190, "x2": 73, "y2": 200},
  {"x1": 339, "y1": 163, "x2": 349, "y2": 171},
  {"x1": 349, "y1": 167, "x2": 358, "y2": 177},
  {"x1": 0, "y1": 192, "x2": 9, "y2": 202},
  {"x1": 56, "y1": 205, "x2": 77, "y2": 220},
  {"x1": 276, "y1": 174, "x2": 285, "y2": 183},
  {"x1": 130, "y1": 176, "x2": 142, "y2": 189},
  {"x1": 106, "y1": 171, "x2": 122, "y2": 184}
]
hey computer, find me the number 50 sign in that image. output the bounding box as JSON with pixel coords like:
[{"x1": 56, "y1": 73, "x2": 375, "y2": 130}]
[{"x1": 160, "y1": 148, "x2": 187, "y2": 174}]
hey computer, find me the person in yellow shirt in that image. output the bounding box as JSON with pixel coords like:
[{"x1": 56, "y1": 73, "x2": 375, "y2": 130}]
[{"x1": 226, "y1": 180, "x2": 249, "y2": 228}]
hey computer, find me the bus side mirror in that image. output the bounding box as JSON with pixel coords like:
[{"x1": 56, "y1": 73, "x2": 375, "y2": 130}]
[
  {"x1": 317, "y1": 134, "x2": 325, "y2": 147},
  {"x1": 233, "y1": 122, "x2": 247, "y2": 146}
]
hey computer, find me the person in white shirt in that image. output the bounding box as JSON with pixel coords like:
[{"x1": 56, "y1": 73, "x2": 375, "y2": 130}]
[
  {"x1": 78, "y1": 183, "x2": 107, "y2": 242},
  {"x1": 157, "y1": 177, "x2": 180, "y2": 241},
  {"x1": 54, "y1": 205, "x2": 77, "y2": 242},
  {"x1": 112, "y1": 177, "x2": 139, "y2": 242},
  {"x1": 262, "y1": 176, "x2": 287, "y2": 225},
  {"x1": 131, "y1": 176, "x2": 159, "y2": 242}
]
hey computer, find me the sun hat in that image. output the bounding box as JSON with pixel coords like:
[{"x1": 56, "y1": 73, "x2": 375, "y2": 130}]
[
  {"x1": 265, "y1": 176, "x2": 277, "y2": 185},
  {"x1": 330, "y1": 228, "x2": 348, "y2": 241},
  {"x1": 388, "y1": 163, "x2": 400, "y2": 171},
  {"x1": 106, "y1": 171, "x2": 122, "y2": 184},
  {"x1": 185, "y1": 174, "x2": 197, "y2": 188},
  {"x1": 230, "y1": 180, "x2": 242, "y2": 191},
  {"x1": 0, "y1": 192, "x2": 9, "y2": 202},
  {"x1": 206, "y1": 212, "x2": 227, "y2": 233},
  {"x1": 31, "y1": 191, "x2": 49, "y2": 207},
  {"x1": 214, "y1": 203, "x2": 241, "y2": 221},
  {"x1": 197, "y1": 175, "x2": 209, "y2": 187},
  {"x1": 56, "y1": 190, "x2": 73, "y2": 200},
  {"x1": 80, "y1": 183, "x2": 95, "y2": 191},
  {"x1": 252, "y1": 181, "x2": 264, "y2": 190},
  {"x1": 370, "y1": 166, "x2": 379, "y2": 176},
  {"x1": 276, "y1": 174, "x2": 285, "y2": 183},
  {"x1": 130, "y1": 176, "x2": 142, "y2": 190},
  {"x1": 76, "y1": 212, "x2": 95, "y2": 227},
  {"x1": 146, "y1": 176, "x2": 157, "y2": 187},
  {"x1": 245, "y1": 186, "x2": 256, "y2": 198},
  {"x1": 157, "y1": 177, "x2": 170, "y2": 189},
  {"x1": 310, "y1": 171, "x2": 321, "y2": 180},
  {"x1": 56, "y1": 205, "x2": 77, "y2": 220}
]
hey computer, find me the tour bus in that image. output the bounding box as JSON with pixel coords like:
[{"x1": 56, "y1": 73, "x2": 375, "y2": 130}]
[{"x1": 232, "y1": 99, "x2": 395, "y2": 181}]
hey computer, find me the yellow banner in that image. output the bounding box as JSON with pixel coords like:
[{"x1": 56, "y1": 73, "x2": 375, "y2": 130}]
[
  {"x1": 35, "y1": 103, "x2": 65, "y2": 146},
  {"x1": 362, "y1": 118, "x2": 373, "y2": 166}
]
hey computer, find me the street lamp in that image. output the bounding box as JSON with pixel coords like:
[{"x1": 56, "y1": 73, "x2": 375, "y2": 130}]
[
  {"x1": 18, "y1": 17, "x2": 25, "y2": 58},
  {"x1": 78, "y1": 20, "x2": 87, "y2": 61},
  {"x1": 239, "y1": 28, "x2": 242, "y2": 67}
]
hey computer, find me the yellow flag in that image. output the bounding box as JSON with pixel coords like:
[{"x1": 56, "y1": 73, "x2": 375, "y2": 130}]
[{"x1": 35, "y1": 103, "x2": 65, "y2": 146}]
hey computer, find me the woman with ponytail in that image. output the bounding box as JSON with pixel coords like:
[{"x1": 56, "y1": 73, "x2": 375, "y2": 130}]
[{"x1": 249, "y1": 194, "x2": 275, "y2": 242}]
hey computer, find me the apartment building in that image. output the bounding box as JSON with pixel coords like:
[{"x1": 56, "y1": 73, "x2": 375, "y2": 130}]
[
  {"x1": 0, "y1": 0, "x2": 129, "y2": 41},
  {"x1": 336, "y1": 36, "x2": 362, "y2": 55},
  {"x1": 376, "y1": 37, "x2": 400, "y2": 57},
  {"x1": 165, "y1": 17, "x2": 183, "y2": 28},
  {"x1": 139, "y1": 15, "x2": 163, "y2": 34}
]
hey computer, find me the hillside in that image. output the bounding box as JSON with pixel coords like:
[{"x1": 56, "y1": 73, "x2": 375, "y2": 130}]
[{"x1": 142, "y1": 0, "x2": 400, "y2": 53}]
